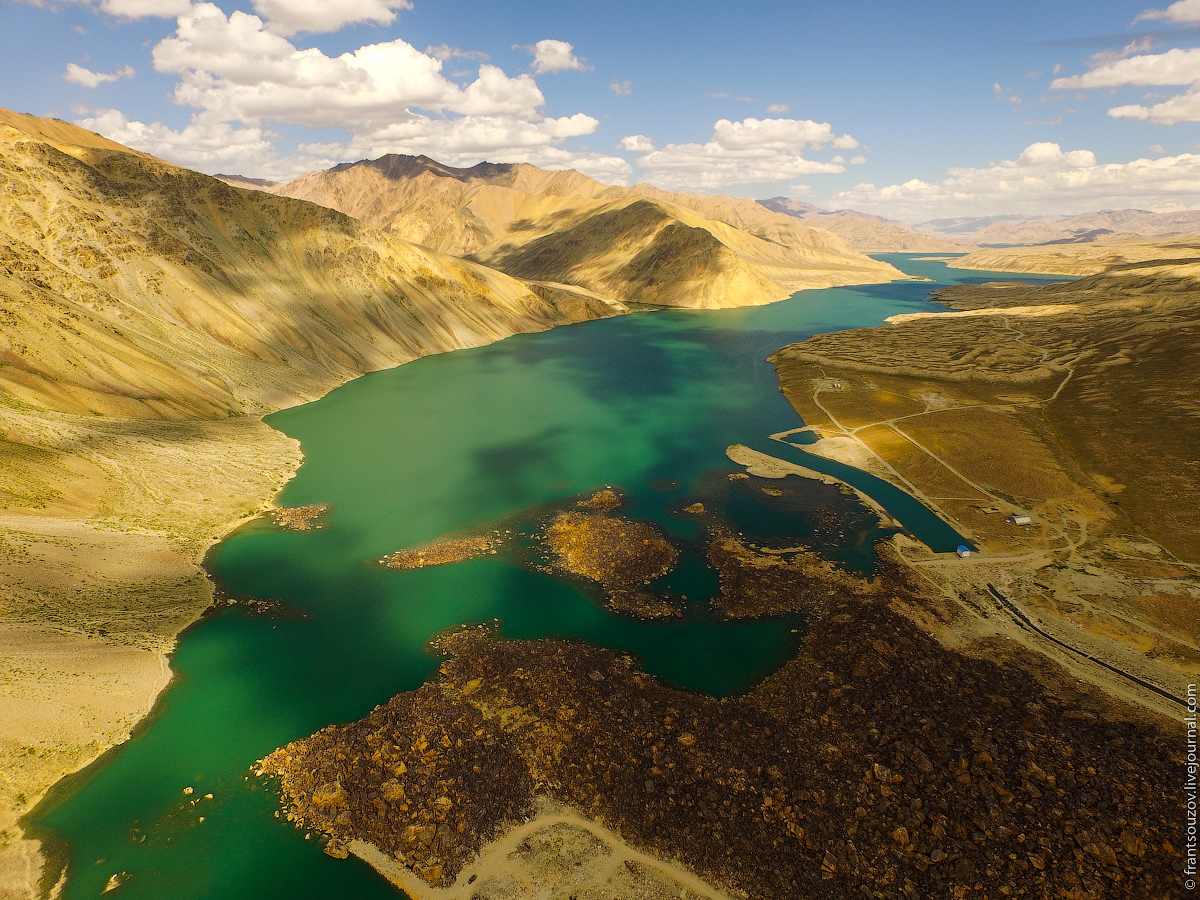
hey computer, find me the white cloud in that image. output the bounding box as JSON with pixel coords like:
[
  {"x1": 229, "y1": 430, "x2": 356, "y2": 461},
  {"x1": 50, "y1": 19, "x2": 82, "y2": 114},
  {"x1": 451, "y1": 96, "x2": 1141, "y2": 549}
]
[
  {"x1": 1111, "y1": 92, "x2": 1200, "y2": 122},
  {"x1": 97, "y1": 0, "x2": 193, "y2": 19},
  {"x1": 76, "y1": 108, "x2": 329, "y2": 177},
  {"x1": 1134, "y1": 0, "x2": 1200, "y2": 23},
  {"x1": 707, "y1": 92, "x2": 755, "y2": 103},
  {"x1": 1051, "y1": 45, "x2": 1200, "y2": 124},
  {"x1": 151, "y1": 4, "x2": 545, "y2": 128},
  {"x1": 63, "y1": 62, "x2": 135, "y2": 88},
  {"x1": 630, "y1": 117, "x2": 855, "y2": 190},
  {"x1": 994, "y1": 83, "x2": 1022, "y2": 105},
  {"x1": 301, "y1": 116, "x2": 630, "y2": 182},
  {"x1": 766, "y1": 102, "x2": 790, "y2": 113},
  {"x1": 849, "y1": 155, "x2": 868, "y2": 165},
  {"x1": 55, "y1": 0, "x2": 412, "y2": 30},
  {"x1": 250, "y1": 0, "x2": 412, "y2": 35},
  {"x1": 425, "y1": 44, "x2": 488, "y2": 62},
  {"x1": 1052, "y1": 46, "x2": 1200, "y2": 90},
  {"x1": 523, "y1": 39, "x2": 588, "y2": 74},
  {"x1": 619, "y1": 134, "x2": 655, "y2": 152},
  {"x1": 610, "y1": 79, "x2": 633, "y2": 96},
  {"x1": 831, "y1": 142, "x2": 1200, "y2": 220},
  {"x1": 63, "y1": 4, "x2": 622, "y2": 182},
  {"x1": 1151, "y1": 143, "x2": 1167, "y2": 153}
]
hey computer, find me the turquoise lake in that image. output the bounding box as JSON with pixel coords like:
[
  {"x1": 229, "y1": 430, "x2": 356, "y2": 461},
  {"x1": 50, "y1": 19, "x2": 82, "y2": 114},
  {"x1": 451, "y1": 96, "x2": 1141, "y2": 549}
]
[{"x1": 30, "y1": 255, "x2": 1069, "y2": 899}]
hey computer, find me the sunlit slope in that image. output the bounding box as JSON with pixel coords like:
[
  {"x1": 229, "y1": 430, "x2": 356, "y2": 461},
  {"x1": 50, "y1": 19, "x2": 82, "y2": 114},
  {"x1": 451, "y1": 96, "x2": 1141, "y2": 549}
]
[
  {"x1": 755, "y1": 196, "x2": 968, "y2": 252},
  {"x1": 0, "y1": 111, "x2": 621, "y2": 421},
  {"x1": 949, "y1": 235, "x2": 1200, "y2": 276},
  {"x1": 267, "y1": 154, "x2": 903, "y2": 307},
  {"x1": 482, "y1": 199, "x2": 781, "y2": 308},
  {"x1": 769, "y1": 259, "x2": 1200, "y2": 704}
]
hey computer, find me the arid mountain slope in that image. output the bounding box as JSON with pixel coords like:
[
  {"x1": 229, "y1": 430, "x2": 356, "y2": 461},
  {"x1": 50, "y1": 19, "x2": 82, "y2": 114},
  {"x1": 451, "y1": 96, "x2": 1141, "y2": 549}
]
[
  {"x1": 967, "y1": 208, "x2": 1200, "y2": 245},
  {"x1": 949, "y1": 235, "x2": 1200, "y2": 275},
  {"x1": 0, "y1": 118, "x2": 621, "y2": 420},
  {"x1": 0, "y1": 108, "x2": 621, "y2": 899},
  {"x1": 264, "y1": 155, "x2": 903, "y2": 307},
  {"x1": 770, "y1": 257, "x2": 1200, "y2": 708},
  {"x1": 757, "y1": 196, "x2": 968, "y2": 252}
]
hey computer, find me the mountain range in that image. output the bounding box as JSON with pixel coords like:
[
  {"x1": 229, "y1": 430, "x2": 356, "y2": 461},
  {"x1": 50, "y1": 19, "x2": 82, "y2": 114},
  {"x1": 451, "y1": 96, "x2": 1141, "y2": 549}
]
[
  {"x1": 756, "y1": 196, "x2": 969, "y2": 252},
  {"x1": 235, "y1": 155, "x2": 901, "y2": 308}
]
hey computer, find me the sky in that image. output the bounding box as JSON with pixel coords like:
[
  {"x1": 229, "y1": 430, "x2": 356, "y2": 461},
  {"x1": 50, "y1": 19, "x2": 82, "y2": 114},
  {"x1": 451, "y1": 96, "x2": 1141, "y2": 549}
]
[{"x1": 3, "y1": 0, "x2": 1200, "y2": 222}]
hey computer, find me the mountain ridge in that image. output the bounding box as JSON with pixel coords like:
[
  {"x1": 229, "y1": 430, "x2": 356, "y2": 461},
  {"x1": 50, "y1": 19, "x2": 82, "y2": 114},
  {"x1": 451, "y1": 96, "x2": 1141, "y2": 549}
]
[
  {"x1": 260, "y1": 153, "x2": 905, "y2": 306},
  {"x1": 0, "y1": 106, "x2": 626, "y2": 897}
]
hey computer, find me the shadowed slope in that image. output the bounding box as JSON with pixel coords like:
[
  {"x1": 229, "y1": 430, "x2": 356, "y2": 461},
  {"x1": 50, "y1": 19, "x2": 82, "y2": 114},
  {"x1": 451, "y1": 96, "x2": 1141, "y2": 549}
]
[
  {"x1": 264, "y1": 154, "x2": 904, "y2": 307},
  {"x1": 0, "y1": 116, "x2": 621, "y2": 420},
  {"x1": 0, "y1": 107, "x2": 623, "y2": 899}
]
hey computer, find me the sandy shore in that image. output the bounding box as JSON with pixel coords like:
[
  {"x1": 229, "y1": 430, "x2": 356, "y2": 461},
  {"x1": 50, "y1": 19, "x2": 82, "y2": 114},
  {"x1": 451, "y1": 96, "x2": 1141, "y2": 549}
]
[{"x1": 0, "y1": 412, "x2": 302, "y2": 900}]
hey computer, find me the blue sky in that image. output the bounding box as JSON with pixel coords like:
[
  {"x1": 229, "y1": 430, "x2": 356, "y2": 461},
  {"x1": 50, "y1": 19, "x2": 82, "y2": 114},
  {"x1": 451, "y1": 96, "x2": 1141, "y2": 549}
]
[{"x1": 4, "y1": 0, "x2": 1200, "y2": 221}]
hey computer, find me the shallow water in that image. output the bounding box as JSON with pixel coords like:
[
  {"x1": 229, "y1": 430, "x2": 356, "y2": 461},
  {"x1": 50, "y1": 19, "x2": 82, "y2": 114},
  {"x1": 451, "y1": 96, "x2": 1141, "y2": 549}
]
[{"x1": 31, "y1": 255, "x2": 1067, "y2": 900}]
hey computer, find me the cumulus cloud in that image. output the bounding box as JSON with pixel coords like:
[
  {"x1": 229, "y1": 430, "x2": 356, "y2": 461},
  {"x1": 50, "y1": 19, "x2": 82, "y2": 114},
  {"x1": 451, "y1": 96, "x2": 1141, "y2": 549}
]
[
  {"x1": 71, "y1": 6, "x2": 622, "y2": 182},
  {"x1": 830, "y1": 142, "x2": 1200, "y2": 220},
  {"x1": 63, "y1": 62, "x2": 135, "y2": 88},
  {"x1": 149, "y1": 4, "x2": 545, "y2": 128},
  {"x1": 51, "y1": 0, "x2": 412, "y2": 30},
  {"x1": 523, "y1": 39, "x2": 588, "y2": 74},
  {"x1": 425, "y1": 44, "x2": 488, "y2": 62},
  {"x1": 76, "y1": 107, "x2": 329, "y2": 177},
  {"x1": 1134, "y1": 0, "x2": 1200, "y2": 23},
  {"x1": 1050, "y1": 41, "x2": 1200, "y2": 123},
  {"x1": 766, "y1": 102, "x2": 790, "y2": 113},
  {"x1": 250, "y1": 0, "x2": 412, "y2": 35},
  {"x1": 619, "y1": 134, "x2": 655, "y2": 152},
  {"x1": 301, "y1": 116, "x2": 630, "y2": 182},
  {"x1": 629, "y1": 117, "x2": 856, "y2": 190},
  {"x1": 96, "y1": 0, "x2": 193, "y2": 19},
  {"x1": 610, "y1": 79, "x2": 633, "y2": 96}
]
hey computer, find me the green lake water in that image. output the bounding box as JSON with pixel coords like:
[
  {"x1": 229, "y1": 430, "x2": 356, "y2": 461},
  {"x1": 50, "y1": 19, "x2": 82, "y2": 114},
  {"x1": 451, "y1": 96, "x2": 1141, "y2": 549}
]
[{"x1": 30, "y1": 255, "x2": 1069, "y2": 900}]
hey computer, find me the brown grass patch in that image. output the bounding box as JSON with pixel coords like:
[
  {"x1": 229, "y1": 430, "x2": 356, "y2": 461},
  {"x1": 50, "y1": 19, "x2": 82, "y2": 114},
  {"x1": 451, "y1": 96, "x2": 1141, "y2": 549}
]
[
  {"x1": 382, "y1": 534, "x2": 504, "y2": 570},
  {"x1": 855, "y1": 423, "x2": 987, "y2": 500},
  {"x1": 901, "y1": 408, "x2": 1080, "y2": 503}
]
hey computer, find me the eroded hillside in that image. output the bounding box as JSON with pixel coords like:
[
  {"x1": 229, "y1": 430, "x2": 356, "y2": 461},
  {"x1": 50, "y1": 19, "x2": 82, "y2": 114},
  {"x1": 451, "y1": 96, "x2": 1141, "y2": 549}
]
[
  {"x1": 264, "y1": 155, "x2": 904, "y2": 307},
  {"x1": 0, "y1": 122, "x2": 621, "y2": 419},
  {"x1": 770, "y1": 258, "x2": 1200, "y2": 712},
  {"x1": 0, "y1": 108, "x2": 622, "y2": 899},
  {"x1": 948, "y1": 236, "x2": 1200, "y2": 276},
  {"x1": 756, "y1": 196, "x2": 968, "y2": 252}
]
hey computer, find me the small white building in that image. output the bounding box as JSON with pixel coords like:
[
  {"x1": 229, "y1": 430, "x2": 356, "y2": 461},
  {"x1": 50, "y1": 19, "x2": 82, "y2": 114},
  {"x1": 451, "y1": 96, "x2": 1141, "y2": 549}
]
[
  {"x1": 1007, "y1": 514, "x2": 1033, "y2": 526},
  {"x1": 957, "y1": 545, "x2": 972, "y2": 558}
]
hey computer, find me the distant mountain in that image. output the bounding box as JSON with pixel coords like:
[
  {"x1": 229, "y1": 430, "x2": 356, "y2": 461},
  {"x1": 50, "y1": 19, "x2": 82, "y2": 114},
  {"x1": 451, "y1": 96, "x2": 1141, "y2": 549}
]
[
  {"x1": 949, "y1": 234, "x2": 1200, "y2": 276},
  {"x1": 964, "y1": 209, "x2": 1200, "y2": 245},
  {"x1": 213, "y1": 173, "x2": 278, "y2": 190},
  {"x1": 263, "y1": 156, "x2": 904, "y2": 309},
  {"x1": 915, "y1": 214, "x2": 1033, "y2": 236},
  {"x1": 758, "y1": 197, "x2": 969, "y2": 252}
]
